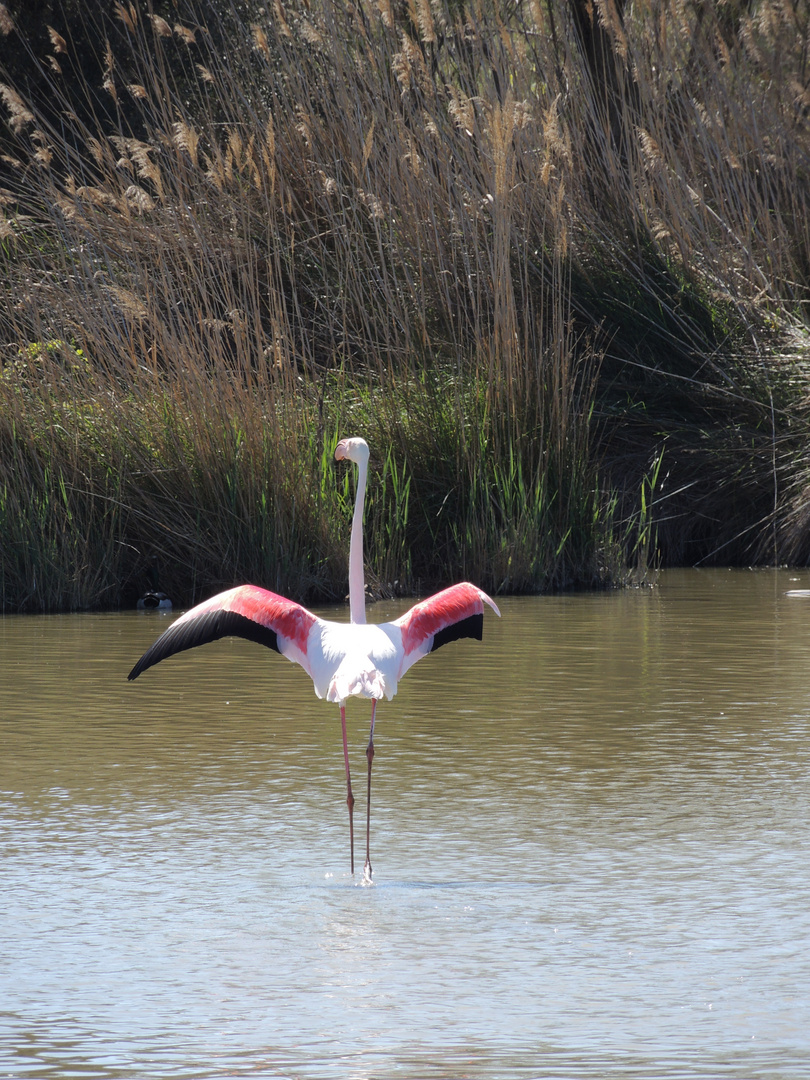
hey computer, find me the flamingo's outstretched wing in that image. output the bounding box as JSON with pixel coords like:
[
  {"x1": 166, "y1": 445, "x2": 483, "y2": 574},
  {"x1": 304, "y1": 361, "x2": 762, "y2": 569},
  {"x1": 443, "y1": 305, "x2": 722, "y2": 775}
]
[
  {"x1": 392, "y1": 582, "x2": 500, "y2": 680},
  {"x1": 128, "y1": 585, "x2": 319, "y2": 681}
]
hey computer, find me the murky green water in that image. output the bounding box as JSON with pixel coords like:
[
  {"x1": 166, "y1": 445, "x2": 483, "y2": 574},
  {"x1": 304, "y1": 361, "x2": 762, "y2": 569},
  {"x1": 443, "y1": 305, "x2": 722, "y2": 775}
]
[{"x1": 2, "y1": 569, "x2": 810, "y2": 1078}]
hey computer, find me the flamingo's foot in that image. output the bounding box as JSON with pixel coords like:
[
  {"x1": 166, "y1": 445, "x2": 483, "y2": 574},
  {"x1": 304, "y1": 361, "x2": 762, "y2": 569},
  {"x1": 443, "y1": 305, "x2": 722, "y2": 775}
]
[{"x1": 362, "y1": 859, "x2": 374, "y2": 885}]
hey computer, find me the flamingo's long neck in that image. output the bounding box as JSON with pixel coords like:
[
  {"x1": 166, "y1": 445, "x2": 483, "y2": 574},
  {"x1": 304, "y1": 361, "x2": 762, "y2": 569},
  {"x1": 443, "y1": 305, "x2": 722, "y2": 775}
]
[{"x1": 348, "y1": 455, "x2": 368, "y2": 624}]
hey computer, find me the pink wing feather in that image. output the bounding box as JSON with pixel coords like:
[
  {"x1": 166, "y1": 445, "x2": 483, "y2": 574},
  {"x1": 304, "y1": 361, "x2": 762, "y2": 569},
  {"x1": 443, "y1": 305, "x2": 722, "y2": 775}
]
[
  {"x1": 128, "y1": 584, "x2": 318, "y2": 680},
  {"x1": 394, "y1": 581, "x2": 500, "y2": 678}
]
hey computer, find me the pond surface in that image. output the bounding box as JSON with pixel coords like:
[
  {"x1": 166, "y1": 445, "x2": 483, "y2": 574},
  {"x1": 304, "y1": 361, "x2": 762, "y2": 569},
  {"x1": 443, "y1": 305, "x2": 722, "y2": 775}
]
[{"x1": 2, "y1": 568, "x2": 810, "y2": 1079}]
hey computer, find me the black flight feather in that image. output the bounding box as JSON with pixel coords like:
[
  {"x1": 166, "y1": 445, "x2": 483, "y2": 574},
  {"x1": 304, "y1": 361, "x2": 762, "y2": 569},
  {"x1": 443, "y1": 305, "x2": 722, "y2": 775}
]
[
  {"x1": 128, "y1": 609, "x2": 280, "y2": 681},
  {"x1": 429, "y1": 612, "x2": 483, "y2": 653}
]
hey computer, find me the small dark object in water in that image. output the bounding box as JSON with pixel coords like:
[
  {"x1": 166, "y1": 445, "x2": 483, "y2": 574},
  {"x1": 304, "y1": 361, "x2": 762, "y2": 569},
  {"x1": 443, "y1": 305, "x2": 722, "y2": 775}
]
[{"x1": 137, "y1": 591, "x2": 172, "y2": 611}]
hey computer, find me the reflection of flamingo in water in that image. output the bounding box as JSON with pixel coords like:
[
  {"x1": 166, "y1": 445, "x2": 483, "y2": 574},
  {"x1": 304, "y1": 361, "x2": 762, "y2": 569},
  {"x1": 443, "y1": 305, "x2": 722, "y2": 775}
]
[{"x1": 128, "y1": 437, "x2": 500, "y2": 879}]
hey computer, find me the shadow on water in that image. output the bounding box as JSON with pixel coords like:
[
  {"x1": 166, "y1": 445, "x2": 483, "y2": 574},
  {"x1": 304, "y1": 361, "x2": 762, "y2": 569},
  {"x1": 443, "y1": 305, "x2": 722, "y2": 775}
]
[{"x1": 2, "y1": 568, "x2": 810, "y2": 1078}]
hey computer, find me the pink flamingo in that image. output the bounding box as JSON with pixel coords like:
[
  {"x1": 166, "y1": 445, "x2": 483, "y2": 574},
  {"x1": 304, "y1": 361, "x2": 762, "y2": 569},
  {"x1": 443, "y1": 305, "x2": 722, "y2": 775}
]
[{"x1": 128, "y1": 437, "x2": 500, "y2": 878}]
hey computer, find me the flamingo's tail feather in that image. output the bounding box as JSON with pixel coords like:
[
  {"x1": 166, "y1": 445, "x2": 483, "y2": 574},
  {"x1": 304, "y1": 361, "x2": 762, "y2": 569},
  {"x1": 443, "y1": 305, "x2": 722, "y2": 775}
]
[{"x1": 327, "y1": 659, "x2": 388, "y2": 703}]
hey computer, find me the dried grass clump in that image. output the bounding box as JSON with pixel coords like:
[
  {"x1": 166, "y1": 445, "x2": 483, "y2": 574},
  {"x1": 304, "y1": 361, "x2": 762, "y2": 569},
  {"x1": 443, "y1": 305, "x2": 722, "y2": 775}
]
[{"x1": 1, "y1": 0, "x2": 810, "y2": 610}]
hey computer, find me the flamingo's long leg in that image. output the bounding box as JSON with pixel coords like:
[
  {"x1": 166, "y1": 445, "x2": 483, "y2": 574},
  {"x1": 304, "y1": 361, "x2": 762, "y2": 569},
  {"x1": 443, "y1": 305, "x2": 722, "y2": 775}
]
[
  {"x1": 340, "y1": 704, "x2": 355, "y2": 874},
  {"x1": 364, "y1": 699, "x2": 377, "y2": 880}
]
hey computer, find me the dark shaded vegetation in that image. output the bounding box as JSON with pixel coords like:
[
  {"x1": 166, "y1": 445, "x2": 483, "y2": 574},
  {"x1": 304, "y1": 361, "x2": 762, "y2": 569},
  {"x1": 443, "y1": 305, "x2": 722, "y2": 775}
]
[{"x1": 1, "y1": 0, "x2": 810, "y2": 612}]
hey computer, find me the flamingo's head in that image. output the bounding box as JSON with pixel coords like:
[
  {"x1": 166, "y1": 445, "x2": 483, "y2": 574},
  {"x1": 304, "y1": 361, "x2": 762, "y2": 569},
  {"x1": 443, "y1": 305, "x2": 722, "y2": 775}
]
[{"x1": 335, "y1": 437, "x2": 370, "y2": 465}]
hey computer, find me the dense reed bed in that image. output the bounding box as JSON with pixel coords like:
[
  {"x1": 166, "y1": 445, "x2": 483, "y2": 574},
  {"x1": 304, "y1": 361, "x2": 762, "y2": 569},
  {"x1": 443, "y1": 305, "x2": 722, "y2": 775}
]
[{"x1": 1, "y1": 0, "x2": 809, "y2": 611}]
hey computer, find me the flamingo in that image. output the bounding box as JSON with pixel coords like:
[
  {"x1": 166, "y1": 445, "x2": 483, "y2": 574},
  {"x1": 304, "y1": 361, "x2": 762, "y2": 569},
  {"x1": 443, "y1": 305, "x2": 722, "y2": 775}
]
[{"x1": 128, "y1": 437, "x2": 500, "y2": 879}]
